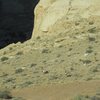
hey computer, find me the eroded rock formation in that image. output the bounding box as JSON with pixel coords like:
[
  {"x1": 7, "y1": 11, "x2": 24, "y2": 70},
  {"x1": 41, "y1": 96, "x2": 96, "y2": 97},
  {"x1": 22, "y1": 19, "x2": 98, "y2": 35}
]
[{"x1": 32, "y1": 0, "x2": 100, "y2": 37}]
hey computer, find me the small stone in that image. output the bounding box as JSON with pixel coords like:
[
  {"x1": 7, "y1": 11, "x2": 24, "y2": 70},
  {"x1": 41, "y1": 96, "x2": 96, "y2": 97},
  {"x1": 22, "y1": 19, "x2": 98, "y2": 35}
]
[
  {"x1": 43, "y1": 70, "x2": 49, "y2": 74},
  {"x1": 65, "y1": 72, "x2": 72, "y2": 77}
]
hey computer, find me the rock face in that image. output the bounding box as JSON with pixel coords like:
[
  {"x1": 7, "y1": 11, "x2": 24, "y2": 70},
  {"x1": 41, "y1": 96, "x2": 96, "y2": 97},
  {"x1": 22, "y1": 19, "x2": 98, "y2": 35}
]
[
  {"x1": 0, "y1": 0, "x2": 39, "y2": 48},
  {"x1": 32, "y1": 0, "x2": 100, "y2": 37}
]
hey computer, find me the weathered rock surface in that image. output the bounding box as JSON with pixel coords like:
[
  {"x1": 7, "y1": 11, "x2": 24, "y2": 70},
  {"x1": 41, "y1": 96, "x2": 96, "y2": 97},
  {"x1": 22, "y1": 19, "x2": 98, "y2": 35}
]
[
  {"x1": 32, "y1": 0, "x2": 100, "y2": 37},
  {"x1": 0, "y1": 0, "x2": 39, "y2": 48}
]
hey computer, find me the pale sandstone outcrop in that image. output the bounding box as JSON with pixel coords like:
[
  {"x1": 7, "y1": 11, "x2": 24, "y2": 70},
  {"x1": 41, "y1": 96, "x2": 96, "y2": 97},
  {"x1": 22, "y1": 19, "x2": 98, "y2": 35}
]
[{"x1": 32, "y1": 0, "x2": 100, "y2": 37}]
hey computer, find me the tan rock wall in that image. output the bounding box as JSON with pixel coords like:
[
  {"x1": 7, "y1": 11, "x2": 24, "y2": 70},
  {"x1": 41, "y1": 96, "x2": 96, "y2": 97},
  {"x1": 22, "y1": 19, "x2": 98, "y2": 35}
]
[{"x1": 32, "y1": 0, "x2": 100, "y2": 37}]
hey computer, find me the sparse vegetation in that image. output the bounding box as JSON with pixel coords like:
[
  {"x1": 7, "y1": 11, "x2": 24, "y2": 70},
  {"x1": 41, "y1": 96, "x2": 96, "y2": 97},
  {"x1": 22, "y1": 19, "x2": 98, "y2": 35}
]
[
  {"x1": 0, "y1": 56, "x2": 9, "y2": 62},
  {"x1": 30, "y1": 63, "x2": 37, "y2": 67},
  {"x1": 80, "y1": 59, "x2": 92, "y2": 64},
  {"x1": 88, "y1": 27, "x2": 97, "y2": 33},
  {"x1": 72, "y1": 93, "x2": 100, "y2": 100},
  {"x1": 41, "y1": 48, "x2": 50, "y2": 53},
  {"x1": 0, "y1": 90, "x2": 12, "y2": 99},
  {"x1": 15, "y1": 68, "x2": 24, "y2": 74},
  {"x1": 86, "y1": 49, "x2": 93, "y2": 54},
  {"x1": 43, "y1": 70, "x2": 49, "y2": 74},
  {"x1": 0, "y1": 1, "x2": 100, "y2": 99},
  {"x1": 4, "y1": 78, "x2": 15, "y2": 83},
  {"x1": 36, "y1": 36, "x2": 41, "y2": 40},
  {"x1": 72, "y1": 95, "x2": 86, "y2": 100},
  {"x1": 16, "y1": 51, "x2": 23, "y2": 55},
  {"x1": 49, "y1": 75, "x2": 59, "y2": 80},
  {"x1": 20, "y1": 81, "x2": 33, "y2": 88},
  {"x1": 88, "y1": 37, "x2": 96, "y2": 42},
  {"x1": 89, "y1": 21, "x2": 94, "y2": 25}
]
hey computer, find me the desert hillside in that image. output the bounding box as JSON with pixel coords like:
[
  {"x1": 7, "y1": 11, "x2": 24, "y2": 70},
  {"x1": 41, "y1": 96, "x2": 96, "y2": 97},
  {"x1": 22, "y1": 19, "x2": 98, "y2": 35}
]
[{"x1": 0, "y1": 0, "x2": 100, "y2": 100}]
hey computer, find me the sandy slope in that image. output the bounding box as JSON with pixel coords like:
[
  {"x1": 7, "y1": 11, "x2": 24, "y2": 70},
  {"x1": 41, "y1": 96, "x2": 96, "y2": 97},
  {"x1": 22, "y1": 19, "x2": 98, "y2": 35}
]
[
  {"x1": 0, "y1": 16, "x2": 100, "y2": 99},
  {"x1": 0, "y1": 0, "x2": 100, "y2": 100}
]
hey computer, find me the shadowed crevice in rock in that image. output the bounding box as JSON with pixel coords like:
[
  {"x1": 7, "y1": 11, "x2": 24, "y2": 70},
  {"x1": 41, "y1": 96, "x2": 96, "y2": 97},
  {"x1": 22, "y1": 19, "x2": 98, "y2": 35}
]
[{"x1": 0, "y1": 0, "x2": 40, "y2": 49}]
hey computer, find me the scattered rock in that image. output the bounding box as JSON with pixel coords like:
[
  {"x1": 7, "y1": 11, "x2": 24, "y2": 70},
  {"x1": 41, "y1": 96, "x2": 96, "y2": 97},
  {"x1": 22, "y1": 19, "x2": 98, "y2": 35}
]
[
  {"x1": 90, "y1": 96, "x2": 100, "y2": 100},
  {"x1": 43, "y1": 70, "x2": 49, "y2": 74}
]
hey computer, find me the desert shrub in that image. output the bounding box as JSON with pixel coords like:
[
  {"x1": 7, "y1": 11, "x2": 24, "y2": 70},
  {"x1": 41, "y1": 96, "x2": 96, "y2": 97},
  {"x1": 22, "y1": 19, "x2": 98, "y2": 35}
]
[
  {"x1": 73, "y1": 95, "x2": 86, "y2": 100},
  {"x1": 36, "y1": 36, "x2": 41, "y2": 40},
  {"x1": 80, "y1": 59, "x2": 92, "y2": 64},
  {"x1": 0, "y1": 90, "x2": 12, "y2": 99},
  {"x1": 0, "y1": 56, "x2": 9, "y2": 62},
  {"x1": 15, "y1": 68, "x2": 23, "y2": 74},
  {"x1": 16, "y1": 51, "x2": 23, "y2": 55},
  {"x1": 88, "y1": 37, "x2": 96, "y2": 42},
  {"x1": 88, "y1": 27, "x2": 96, "y2": 33},
  {"x1": 72, "y1": 94, "x2": 100, "y2": 100},
  {"x1": 20, "y1": 81, "x2": 33, "y2": 88},
  {"x1": 30, "y1": 63, "x2": 37, "y2": 67},
  {"x1": 41, "y1": 48, "x2": 50, "y2": 53},
  {"x1": 86, "y1": 49, "x2": 93, "y2": 53}
]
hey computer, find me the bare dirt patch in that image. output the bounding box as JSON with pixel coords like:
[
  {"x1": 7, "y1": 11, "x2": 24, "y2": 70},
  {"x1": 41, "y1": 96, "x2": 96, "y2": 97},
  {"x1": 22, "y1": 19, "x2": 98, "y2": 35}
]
[{"x1": 12, "y1": 80, "x2": 100, "y2": 100}]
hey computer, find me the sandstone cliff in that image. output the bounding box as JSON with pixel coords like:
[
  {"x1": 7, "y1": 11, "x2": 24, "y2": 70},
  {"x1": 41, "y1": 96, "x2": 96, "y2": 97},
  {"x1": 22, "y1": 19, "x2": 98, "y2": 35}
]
[{"x1": 32, "y1": 0, "x2": 100, "y2": 37}]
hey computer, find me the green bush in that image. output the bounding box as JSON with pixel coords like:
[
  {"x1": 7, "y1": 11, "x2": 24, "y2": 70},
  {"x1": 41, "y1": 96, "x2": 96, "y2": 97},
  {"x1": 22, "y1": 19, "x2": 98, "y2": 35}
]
[
  {"x1": 0, "y1": 56, "x2": 9, "y2": 62},
  {"x1": 0, "y1": 90, "x2": 12, "y2": 99}
]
